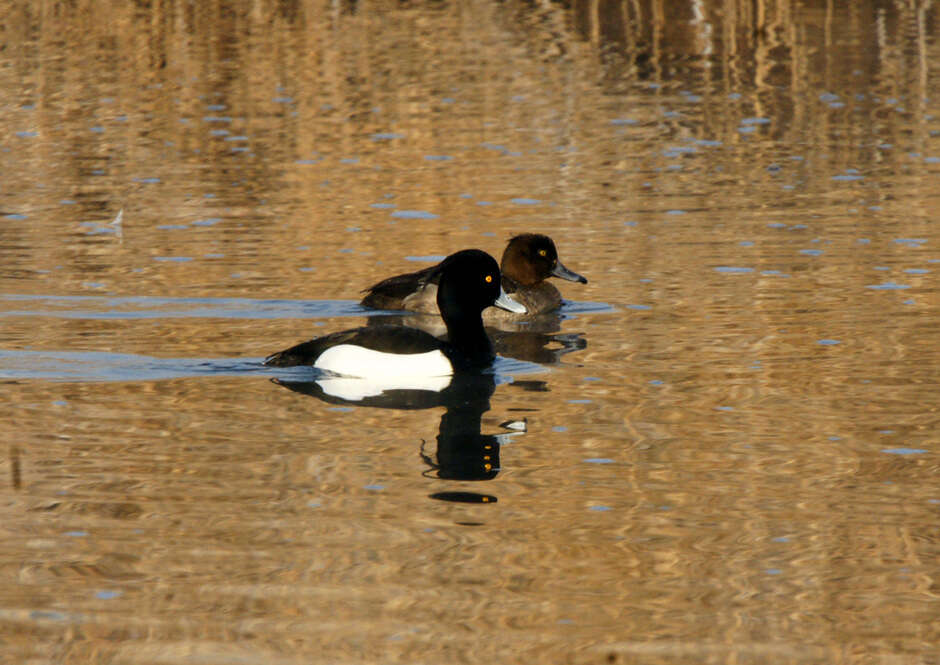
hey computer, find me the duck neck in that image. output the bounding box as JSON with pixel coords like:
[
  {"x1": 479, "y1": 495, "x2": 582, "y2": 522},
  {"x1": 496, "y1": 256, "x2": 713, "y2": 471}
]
[{"x1": 444, "y1": 311, "x2": 494, "y2": 370}]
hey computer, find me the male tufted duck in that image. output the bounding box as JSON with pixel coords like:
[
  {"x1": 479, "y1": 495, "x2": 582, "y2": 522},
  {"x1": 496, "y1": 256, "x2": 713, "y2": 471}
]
[
  {"x1": 264, "y1": 249, "x2": 525, "y2": 376},
  {"x1": 359, "y1": 233, "x2": 587, "y2": 319}
]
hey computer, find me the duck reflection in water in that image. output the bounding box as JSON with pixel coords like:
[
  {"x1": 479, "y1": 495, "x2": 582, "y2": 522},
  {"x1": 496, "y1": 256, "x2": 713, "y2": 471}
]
[{"x1": 271, "y1": 371, "x2": 526, "y2": 503}]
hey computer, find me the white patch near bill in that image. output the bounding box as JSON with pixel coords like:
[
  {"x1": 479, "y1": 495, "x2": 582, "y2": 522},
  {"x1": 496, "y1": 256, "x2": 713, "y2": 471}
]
[{"x1": 314, "y1": 344, "x2": 453, "y2": 378}]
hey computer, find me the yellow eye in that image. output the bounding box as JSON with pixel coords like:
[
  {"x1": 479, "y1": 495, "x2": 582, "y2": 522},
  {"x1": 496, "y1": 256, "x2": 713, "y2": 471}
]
[
  {"x1": 538, "y1": 249, "x2": 547, "y2": 257},
  {"x1": 485, "y1": 274, "x2": 493, "y2": 283}
]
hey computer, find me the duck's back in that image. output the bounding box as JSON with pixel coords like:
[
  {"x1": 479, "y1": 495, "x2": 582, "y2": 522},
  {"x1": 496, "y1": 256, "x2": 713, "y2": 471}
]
[
  {"x1": 264, "y1": 325, "x2": 443, "y2": 367},
  {"x1": 360, "y1": 264, "x2": 440, "y2": 313}
]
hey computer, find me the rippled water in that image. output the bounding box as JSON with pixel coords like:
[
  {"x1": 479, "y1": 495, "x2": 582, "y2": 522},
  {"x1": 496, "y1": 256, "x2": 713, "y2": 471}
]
[{"x1": 2, "y1": 1, "x2": 939, "y2": 663}]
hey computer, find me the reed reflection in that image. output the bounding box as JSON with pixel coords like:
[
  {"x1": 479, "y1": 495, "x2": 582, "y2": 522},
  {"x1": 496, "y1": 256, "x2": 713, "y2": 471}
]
[{"x1": 271, "y1": 371, "x2": 526, "y2": 503}]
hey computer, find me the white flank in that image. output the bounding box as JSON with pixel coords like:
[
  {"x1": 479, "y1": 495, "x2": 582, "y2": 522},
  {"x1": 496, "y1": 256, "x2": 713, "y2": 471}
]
[
  {"x1": 316, "y1": 374, "x2": 453, "y2": 401},
  {"x1": 314, "y1": 344, "x2": 453, "y2": 378}
]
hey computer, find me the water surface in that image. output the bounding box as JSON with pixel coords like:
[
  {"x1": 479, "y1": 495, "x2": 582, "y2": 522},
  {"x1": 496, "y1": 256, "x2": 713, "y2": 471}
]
[{"x1": 1, "y1": 1, "x2": 939, "y2": 663}]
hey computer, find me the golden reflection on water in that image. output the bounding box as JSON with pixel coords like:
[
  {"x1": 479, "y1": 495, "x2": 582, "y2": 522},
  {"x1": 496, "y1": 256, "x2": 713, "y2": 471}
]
[{"x1": 1, "y1": 1, "x2": 940, "y2": 663}]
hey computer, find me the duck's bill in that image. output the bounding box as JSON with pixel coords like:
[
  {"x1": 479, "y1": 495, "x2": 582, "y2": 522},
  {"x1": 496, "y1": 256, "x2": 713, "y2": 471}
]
[
  {"x1": 551, "y1": 260, "x2": 588, "y2": 284},
  {"x1": 494, "y1": 287, "x2": 527, "y2": 314}
]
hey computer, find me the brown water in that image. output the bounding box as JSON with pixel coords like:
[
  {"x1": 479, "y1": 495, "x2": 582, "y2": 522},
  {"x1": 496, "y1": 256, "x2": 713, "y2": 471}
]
[{"x1": 1, "y1": 1, "x2": 939, "y2": 663}]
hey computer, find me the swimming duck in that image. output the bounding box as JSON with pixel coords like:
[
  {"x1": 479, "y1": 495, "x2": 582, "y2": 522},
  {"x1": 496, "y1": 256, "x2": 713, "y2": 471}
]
[
  {"x1": 264, "y1": 249, "x2": 525, "y2": 376},
  {"x1": 359, "y1": 233, "x2": 587, "y2": 318}
]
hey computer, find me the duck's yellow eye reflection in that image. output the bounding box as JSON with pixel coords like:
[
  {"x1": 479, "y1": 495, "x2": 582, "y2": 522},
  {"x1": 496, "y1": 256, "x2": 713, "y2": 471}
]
[
  {"x1": 538, "y1": 249, "x2": 547, "y2": 257},
  {"x1": 485, "y1": 274, "x2": 493, "y2": 283}
]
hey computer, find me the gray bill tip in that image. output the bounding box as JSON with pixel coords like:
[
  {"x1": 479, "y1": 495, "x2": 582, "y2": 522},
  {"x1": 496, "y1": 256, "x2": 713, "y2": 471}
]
[{"x1": 551, "y1": 260, "x2": 588, "y2": 284}]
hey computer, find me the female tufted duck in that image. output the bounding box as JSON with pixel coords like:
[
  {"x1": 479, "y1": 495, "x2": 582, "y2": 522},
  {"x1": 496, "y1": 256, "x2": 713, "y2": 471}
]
[
  {"x1": 264, "y1": 249, "x2": 525, "y2": 376},
  {"x1": 359, "y1": 233, "x2": 587, "y2": 319}
]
